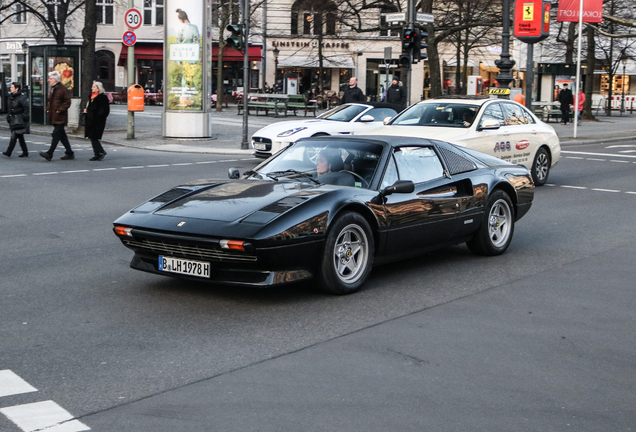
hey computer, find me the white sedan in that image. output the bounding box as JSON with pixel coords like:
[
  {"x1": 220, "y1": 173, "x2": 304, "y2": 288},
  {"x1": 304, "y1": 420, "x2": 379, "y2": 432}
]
[
  {"x1": 251, "y1": 102, "x2": 401, "y2": 158},
  {"x1": 363, "y1": 98, "x2": 561, "y2": 185}
]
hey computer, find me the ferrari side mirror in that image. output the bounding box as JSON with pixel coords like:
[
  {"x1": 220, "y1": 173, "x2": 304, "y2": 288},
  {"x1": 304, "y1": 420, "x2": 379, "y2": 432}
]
[
  {"x1": 382, "y1": 180, "x2": 414, "y2": 197},
  {"x1": 228, "y1": 168, "x2": 240, "y2": 179}
]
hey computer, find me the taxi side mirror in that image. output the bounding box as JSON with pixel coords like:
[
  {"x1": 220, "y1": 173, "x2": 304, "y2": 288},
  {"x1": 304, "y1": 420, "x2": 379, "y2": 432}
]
[{"x1": 477, "y1": 119, "x2": 501, "y2": 131}]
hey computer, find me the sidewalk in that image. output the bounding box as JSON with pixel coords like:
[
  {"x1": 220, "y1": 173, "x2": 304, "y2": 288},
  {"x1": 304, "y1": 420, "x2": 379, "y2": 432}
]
[{"x1": 3, "y1": 108, "x2": 633, "y2": 155}]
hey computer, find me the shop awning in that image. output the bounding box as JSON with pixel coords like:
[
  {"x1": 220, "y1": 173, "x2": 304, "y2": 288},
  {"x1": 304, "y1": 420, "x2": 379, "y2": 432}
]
[
  {"x1": 278, "y1": 56, "x2": 355, "y2": 68},
  {"x1": 118, "y1": 43, "x2": 163, "y2": 66},
  {"x1": 213, "y1": 46, "x2": 261, "y2": 62}
]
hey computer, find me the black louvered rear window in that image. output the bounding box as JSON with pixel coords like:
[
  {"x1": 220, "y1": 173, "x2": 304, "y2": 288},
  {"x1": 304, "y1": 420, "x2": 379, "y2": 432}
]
[
  {"x1": 260, "y1": 196, "x2": 308, "y2": 214},
  {"x1": 438, "y1": 146, "x2": 477, "y2": 175}
]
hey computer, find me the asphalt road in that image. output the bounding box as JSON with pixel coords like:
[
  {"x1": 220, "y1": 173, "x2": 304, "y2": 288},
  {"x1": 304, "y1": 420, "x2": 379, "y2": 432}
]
[{"x1": 0, "y1": 134, "x2": 635, "y2": 431}]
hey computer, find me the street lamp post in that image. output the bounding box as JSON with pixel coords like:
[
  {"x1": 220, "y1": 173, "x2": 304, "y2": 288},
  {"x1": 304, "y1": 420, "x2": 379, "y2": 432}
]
[
  {"x1": 273, "y1": 47, "x2": 279, "y2": 91},
  {"x1": 494, "y1": 0, "x2": 516, "y2": 97},
  {"x1": 21, "y1": 40, "x2": 29, "y2": 91},
  {"x1": 620, "y1": 56, "x2": 627, "y2": 115}
]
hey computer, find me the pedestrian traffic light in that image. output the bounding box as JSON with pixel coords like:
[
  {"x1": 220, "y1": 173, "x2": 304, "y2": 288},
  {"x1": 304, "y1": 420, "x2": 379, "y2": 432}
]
[
  {"x1": 399, "y1": 53, "x2": 411, "y2": 68},
  {"x1": 412, "y1": 30, "x2": 428, "y2": 63},
  {"x1": 402, "y1": 28, "x2": 415, "y2": 51},
  {"x1": 226, "y1": 24, "x2": 244, "y2": 51}
]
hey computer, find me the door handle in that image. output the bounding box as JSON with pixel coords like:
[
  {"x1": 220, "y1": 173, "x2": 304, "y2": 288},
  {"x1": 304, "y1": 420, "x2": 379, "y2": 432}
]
[{"x1": 531, "y1": 130, "x2": 538, "y2": 135}]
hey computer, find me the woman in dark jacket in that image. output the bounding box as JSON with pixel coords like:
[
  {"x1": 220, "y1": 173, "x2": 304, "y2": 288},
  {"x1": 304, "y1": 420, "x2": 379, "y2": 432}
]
[
  {"x1": 84, "y1": 81, "x2": 110, "y2": 161},
  {"x1": 3, "y1": 82, "x2": 30, "y2": 157}
]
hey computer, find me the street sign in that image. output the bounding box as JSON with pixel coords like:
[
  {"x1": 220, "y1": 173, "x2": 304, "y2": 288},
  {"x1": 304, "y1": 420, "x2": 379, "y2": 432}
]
[
  {"x1": 416, "y1": 13, "x2": 435, "y2": 23},
  {"x1": 124, "y1": 8, "x2": 143, "y2": 30},
  {"x1": 382, "y1": 12, "x2": 406, "y2": 22},
  {"x1": 122, "y1": 31, "x2": 137, "y2": 46}
]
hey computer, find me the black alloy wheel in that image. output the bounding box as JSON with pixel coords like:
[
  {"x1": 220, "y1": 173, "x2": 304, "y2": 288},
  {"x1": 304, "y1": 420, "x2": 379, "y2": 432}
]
[{"x1": 531, "y1": 147, "x2": 551, "y2": 186}]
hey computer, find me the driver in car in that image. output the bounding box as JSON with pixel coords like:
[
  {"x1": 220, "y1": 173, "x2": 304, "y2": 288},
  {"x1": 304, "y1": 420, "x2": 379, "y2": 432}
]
[{"x1": 316, "y1": 149, "x2": 355, "y2": 186}]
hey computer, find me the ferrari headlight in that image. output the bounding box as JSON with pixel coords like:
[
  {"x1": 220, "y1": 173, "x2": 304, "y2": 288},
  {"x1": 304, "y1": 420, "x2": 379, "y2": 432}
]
[{"x1": 277, "y1": 127, "x2": 307, "y2": 137}]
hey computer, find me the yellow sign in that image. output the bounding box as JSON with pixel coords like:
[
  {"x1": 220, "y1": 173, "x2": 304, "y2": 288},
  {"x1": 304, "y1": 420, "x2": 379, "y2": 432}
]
[
  {"x1": 523, "y1": 3, "x2": 534, "y2": 20},
  {"x1": 489, "y1": 88, "x2": 511, "y2": 95}
]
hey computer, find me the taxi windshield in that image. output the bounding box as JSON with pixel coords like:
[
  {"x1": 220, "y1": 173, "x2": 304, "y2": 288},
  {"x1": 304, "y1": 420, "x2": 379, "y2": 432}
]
[{"x1": 390, "y1": 103, "x2": 480, "y2": 128}]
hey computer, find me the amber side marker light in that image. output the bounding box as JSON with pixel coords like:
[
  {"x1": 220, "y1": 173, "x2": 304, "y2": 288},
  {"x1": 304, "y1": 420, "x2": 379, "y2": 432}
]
[
  {"x1": 114, "y1": 226, "x2": 133, "y2": 237},
  {"x1": 219, "y1": 240, "x2": 245, "y2": 251}
]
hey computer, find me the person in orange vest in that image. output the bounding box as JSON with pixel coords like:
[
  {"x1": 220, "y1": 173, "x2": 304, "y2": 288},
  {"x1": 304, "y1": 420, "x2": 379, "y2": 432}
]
[{"x1": 513, "y1": 93, "x2": 526, "y2": 105}]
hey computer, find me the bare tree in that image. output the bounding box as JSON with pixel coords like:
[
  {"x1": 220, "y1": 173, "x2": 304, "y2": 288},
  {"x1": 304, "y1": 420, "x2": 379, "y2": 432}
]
[{"x1": 1, "y1": 0, "x2": 85, "y2": 44}]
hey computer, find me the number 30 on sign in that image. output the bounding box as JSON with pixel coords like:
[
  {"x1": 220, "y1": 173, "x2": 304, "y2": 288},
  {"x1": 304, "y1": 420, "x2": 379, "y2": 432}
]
[{"x1": 125, "y1": 8, "x2": 143, "y2": 30}]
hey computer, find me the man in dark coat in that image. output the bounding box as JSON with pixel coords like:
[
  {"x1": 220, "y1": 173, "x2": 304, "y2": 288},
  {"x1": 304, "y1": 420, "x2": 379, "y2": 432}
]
[
  {"x1": 40, "y1": 71, "x2": 73, "y2": 161},
  {"x1": 338, "y1": 77, "x2": 366, "y2": 105},
  {"x1": 84, "y1": 81, "x2": 110, "y2": 161},
  {"x1": 557, "y1": 83, "x2": 574, "y2": 125},
  {"x1": 3, "y1": 82, "x2": 30, "y2": 157},
  {"x1": 384, "y1": 76, "x2": 406, "y2": 109}
]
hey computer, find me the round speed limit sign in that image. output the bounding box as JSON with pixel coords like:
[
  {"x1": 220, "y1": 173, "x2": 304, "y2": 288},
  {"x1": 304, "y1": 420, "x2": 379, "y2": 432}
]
[{"x1": 125, "y1": 8, "x2": 143, "y2": 30}]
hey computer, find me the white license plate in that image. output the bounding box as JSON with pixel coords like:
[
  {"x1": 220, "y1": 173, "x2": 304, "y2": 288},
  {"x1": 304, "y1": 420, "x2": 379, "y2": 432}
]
[
  {"x1": 254, "y1": 143, "x2": 267, "y2": 150},
  {"x1": 158, "y1": 256, "x2": 210, "y2": 278}
]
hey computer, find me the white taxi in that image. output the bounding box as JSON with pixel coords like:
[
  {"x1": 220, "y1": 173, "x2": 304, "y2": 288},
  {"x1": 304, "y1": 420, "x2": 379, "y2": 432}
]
[
  {"x1": 251, "y1": 102, "x2": 401, "y2": 158},
  {"x1": 363, "y1": 98, "x2": 560, "y2": 185}
]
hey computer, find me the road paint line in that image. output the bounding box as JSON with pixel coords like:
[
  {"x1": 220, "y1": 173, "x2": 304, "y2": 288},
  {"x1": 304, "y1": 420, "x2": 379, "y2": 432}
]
[
  {"x1": 172, "y1": 163, "x2": 193, "y2": 166},
  {"x1": 609, "y1": 160, "x2": 629, "y2": 163},
  {"x1": 606, "y1": 144, "x2": 636, "y2": 148},
  {"x1": 591, "y1": 188, "x2": 620, "y2": 193},
  {"x1": 586, "y1": 158, "x2": 606, "y2": 161},
  {"x1": 561, "y1": 150, "x2": 636, "y2": 159},
  {"x1": 195, "y1": 161, "x2": 217, "y2": 164},
  {"x1": 0, "y1": 370, "x2": 38, "y2": 397},
  {"x1": 240, "y1": 158, "x2": 257, "y2": 161},
  {"x1": 146, "y1": 164, "x2": 170, "y2": 168},
  {"x1": 565, "y1": 156, "x2": 584, "y2": 159},
  {"x1": 561, "y1": 185, "x2": 588, "y2": 190},
  {"x1": 61, "y1": 170, "x2": 90, "y2": 174},
  {"x1": 121, "y1": 166, "x2": 145, "y2": 169},
  {"x1": 1, "y1": 174, "x2": 28, "y2": 178},
  {"x1": 545, "y1": 184, "x2": 556, "y2": 187},
  {"x1": 0, "y1": 400, "x2": 90, "y2": 432},
  {"x1": 218, "y1": 159, "x2": 238, "y2": 162},
  {"x1": 626, "y1": 191, "x2": 636, "y2": 195},
  {"x1": 33, "y1": 172, "x2": 59, "y2": 176},
  {"x1": 92, "y1": 168, "x2": 117, "y2": 171}
]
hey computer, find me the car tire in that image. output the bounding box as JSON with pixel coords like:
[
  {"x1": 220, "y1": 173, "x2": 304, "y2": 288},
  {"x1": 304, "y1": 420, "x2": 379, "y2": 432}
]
[
  {"x1": 531, "y1": 147, "x2": 550, "y2": 186},
  {"x1": 315, "y1": 212, "x2": 374, "y2": 295},
  {"x1": 467, "y1": 189, "x2": 515, "y2": 256}
]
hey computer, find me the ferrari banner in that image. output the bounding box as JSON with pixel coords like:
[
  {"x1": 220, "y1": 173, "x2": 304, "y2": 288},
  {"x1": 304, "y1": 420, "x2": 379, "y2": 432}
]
[{"x1": 557, "y1": 0, "x2": 603, "y2": 23}]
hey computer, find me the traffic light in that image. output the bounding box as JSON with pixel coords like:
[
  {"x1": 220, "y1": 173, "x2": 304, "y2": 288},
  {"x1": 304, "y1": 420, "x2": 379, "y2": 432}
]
[
  {"x1": 399, "y1": 53, "x2": 411, "y2": 68},
  {"x1": 226, "y1": 24, "x2": 244, "y2": 51},
  {"x1": 402, "y1": 28, "x2": 415, "y2": 51},
  {"x1": 412, "y1": 30, "x2": 428, "y2": 63}
]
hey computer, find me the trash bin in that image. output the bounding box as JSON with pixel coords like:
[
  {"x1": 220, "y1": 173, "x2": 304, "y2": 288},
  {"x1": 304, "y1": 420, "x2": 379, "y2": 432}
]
[{"x1": 128, "y1": 84, "x2": 145, "y2": 112}]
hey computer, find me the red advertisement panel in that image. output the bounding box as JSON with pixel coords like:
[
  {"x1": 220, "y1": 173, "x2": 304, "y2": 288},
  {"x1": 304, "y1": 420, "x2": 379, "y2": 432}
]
[
  {"x1": 557, "y1": 0, "x2": 603, "y2": 23},
  {"x1": 515, "y1": 0, "x2": 543, "y2": 37}
]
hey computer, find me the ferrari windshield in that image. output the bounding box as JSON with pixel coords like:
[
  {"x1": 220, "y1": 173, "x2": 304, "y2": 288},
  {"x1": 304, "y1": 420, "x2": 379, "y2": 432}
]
[
  {"x1": 390, "y1": 102, "x2": 480, "y2": 128},
  {"x1": 316, "y1": 104, "x2": 368, "y2": 122},
  {"x1": 256, "y1": 140, "x2": 385, "y2": 189}
]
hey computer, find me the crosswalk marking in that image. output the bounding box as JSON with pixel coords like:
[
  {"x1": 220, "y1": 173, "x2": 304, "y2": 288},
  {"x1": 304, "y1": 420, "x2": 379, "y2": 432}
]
[
  {"x1": 0, "y1": 370, "x2": 37, "y2": 398},
  {"x1": 0, "y1": 401, "x2": 89, "y2": 432}
]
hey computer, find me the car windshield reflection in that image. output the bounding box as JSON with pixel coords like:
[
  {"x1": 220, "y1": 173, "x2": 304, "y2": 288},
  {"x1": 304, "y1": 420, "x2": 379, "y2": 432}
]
[
  {"x1": 256, "y1": 140, "x2": 384, "y2": 189},
  {"x1": 316, "y1": 104, "x2": 368, "y2": 122},
  {"x1": 390, "y1": 103, "x2": 481, "y2": 128}
]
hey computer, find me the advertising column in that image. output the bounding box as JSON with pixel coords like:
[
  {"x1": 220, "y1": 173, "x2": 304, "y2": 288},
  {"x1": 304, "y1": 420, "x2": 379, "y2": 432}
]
[{"x1": 164, "y1": 0, "x2": 212, "y2": 138}]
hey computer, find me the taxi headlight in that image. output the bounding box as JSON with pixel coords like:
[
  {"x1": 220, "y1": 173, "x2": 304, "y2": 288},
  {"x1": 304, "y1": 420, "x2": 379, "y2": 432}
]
[{"x1": 277, "y1": 127, "x2": 307, "y2": 137}]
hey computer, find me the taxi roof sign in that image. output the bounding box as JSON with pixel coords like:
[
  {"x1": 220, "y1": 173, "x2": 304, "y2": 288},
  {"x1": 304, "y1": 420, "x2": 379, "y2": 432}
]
[{"x1": 489, "y1": 88, "x2": 511, "y2": 96}]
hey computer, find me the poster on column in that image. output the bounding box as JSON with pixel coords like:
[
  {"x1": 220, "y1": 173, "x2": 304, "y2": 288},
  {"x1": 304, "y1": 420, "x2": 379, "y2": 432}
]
[{"x1": 166, "y1": 0, "x2": 203, "y2": 110}]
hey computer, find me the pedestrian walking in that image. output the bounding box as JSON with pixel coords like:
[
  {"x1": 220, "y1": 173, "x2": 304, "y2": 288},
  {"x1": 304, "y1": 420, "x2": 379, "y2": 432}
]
[
  {"x1": 3, "y1": 82, "x2": 30, "y2": 158},
  {"x1": 383, "y1": 76, "x2": 406, "y2": 109},
  {"x1": 84, "y1": 81, "x2": 110, "y2": 161},
  {"x1": 575, "y1": 87, "x2": 585, "y2": 122},
  {"x1": 557, "y1": 83, "x2": 574, "y2": 125},
  {"x1": 39, "y1": 71, "x2": 73, "y2": 161},
  {"x1": 338, "y1": 77, "x2": 366, "y2": 105}
]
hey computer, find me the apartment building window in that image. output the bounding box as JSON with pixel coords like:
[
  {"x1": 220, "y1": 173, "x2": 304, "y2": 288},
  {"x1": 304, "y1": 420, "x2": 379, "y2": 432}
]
[
  {"x1": 11, "y1": 3, "x2": 28, "y2": 23},
  {"x1": 46, "y1": 0, "x2": 61, "y2": 22},
  {"x1": 96, "y1": 0, "x2": 114, "y2": 25},
  {"x1": 291, "y1": 1, "x2": 337, "y2": 36},
  {"x1": 143, "y1": 0, "x2": 163, "y2": 26}
]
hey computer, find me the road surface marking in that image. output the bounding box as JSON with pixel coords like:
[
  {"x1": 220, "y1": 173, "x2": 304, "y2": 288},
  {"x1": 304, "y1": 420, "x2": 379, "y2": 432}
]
[
  {"x1": 0, "y1": 370, "x2": 37, "y2": 397},
  {"x1": 0, "y1": 401, "x2": 90, "y2": 432}
]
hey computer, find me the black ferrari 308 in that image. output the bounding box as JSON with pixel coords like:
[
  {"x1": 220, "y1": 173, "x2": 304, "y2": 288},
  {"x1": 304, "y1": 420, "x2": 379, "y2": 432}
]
[{"x1": 113, "y1": 136, "x2": 534, "y2": 294}]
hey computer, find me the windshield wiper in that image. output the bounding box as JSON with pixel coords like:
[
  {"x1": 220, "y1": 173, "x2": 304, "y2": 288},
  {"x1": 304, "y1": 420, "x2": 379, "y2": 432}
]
[
  {"x1": 268, "y1": 169, "x2": 320, "y2": 184},
  {"x1": 243, "y1": 170, "x2": 277, "y2": 181}
]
